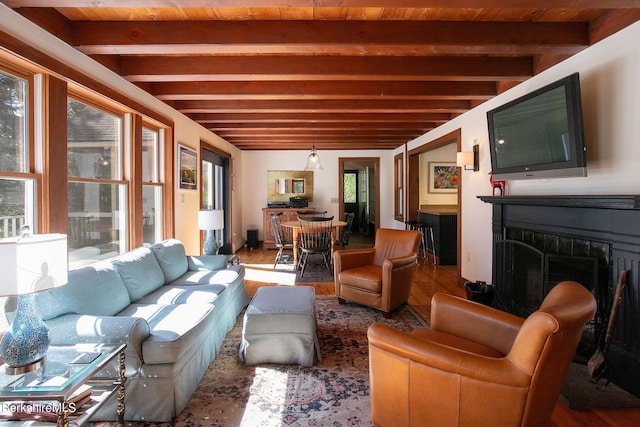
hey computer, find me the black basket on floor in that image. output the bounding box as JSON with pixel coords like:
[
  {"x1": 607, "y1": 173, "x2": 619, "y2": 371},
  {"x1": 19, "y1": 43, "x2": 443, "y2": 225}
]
[{"x1": 464, "y1": 281, "x2": 495, "y2": 306}]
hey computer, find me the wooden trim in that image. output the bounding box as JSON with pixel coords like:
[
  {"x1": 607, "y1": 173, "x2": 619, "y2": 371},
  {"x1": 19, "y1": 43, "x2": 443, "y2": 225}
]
[
  {"x1": 407, "y1": 151, "x2": 420, "y2": 223},
  {"x1": 129, "y1": 114, "x2": 144, "y2": 248},
  {"x1": 394, "y1": 152, "x2": 404, "y2": 222},
  {"x1": 43, "y1": 74, "x2": 68, "y2": 234},
  {"x1": 163, "y1": 126, "x2": 175, "y2": 238}
]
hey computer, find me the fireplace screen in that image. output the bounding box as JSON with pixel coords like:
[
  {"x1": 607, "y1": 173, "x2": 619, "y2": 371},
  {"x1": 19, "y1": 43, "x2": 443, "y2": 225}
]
[{"x1": 495, "y1": 233, "x2": 610, "y2": 355}]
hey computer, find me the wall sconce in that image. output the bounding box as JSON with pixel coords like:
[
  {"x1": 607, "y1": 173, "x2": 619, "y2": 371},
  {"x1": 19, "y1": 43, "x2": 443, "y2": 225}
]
[{"x1": 457, "y1": 143, "x2": 479, "y2": 171}]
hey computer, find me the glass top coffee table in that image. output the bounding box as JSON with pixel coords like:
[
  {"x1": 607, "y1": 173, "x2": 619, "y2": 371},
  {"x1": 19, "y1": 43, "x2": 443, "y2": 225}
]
[{"x1": 0, "y1": 343, "x2": 126, "y2": 426}]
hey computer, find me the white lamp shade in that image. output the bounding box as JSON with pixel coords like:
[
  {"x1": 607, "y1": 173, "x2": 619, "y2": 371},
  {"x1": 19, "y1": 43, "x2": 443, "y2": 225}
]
[
  {"x1": 198, "y1": 209, "x2": 224, "y2": 230},
  {"x1": 457, "y1": 151, "x2": 475, "y2": 167},
  {"x1": 0, "y1": 233, "x2": 68, "y2": 296}
]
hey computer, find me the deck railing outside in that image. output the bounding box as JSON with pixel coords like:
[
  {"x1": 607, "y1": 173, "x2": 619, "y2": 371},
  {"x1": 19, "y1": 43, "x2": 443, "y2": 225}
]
[{"x1": 0, "y1": 215, "x2": 25, "y2": 239}]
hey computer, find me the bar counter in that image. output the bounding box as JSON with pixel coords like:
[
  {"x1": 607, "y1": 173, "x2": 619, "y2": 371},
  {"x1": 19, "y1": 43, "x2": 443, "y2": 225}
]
[{"x1": 417, "y1": 205, "x2": 458, "y2": 265}]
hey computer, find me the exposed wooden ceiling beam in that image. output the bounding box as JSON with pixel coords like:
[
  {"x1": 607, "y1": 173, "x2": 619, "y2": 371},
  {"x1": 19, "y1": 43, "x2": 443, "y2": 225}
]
[
  {"x1": 120, "y1": 56, "x2": 533, "y2": 82},
  {"x1": 172, "y1": 99, "x2": 472, "y2": 113},
  {"x1": 207, "y1": 121, "x2": 433, "y2": 129},
  {"x1": 191, "y1": 112, "x2": 452, "y2": 123},
  {"x1": 151, "y1": 81, "x2": 498, "y2": 100},
  {"x1": 70, "y1": 21, "x2": 588, "y2": 56},
  {"x1": 223, "y1": 140, "x2": 409, "y2": 150},
  {"x1": 214, "y1": 129, "x2": 424, "y2": 136},
  {"x1": 4, "y1": 1, "x2": 640, "y2": 8}
]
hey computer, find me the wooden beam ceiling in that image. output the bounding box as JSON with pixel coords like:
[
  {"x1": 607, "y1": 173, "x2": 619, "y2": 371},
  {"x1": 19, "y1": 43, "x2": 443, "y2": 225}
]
[{"x1": 5, "y1": 1, "x2": 640, "y2": 150}]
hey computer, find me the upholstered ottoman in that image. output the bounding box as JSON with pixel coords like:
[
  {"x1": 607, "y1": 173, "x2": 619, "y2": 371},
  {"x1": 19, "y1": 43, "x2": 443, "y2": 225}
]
[{"x1": 239, "y1": 286, "x2": 321, "y2": 366}]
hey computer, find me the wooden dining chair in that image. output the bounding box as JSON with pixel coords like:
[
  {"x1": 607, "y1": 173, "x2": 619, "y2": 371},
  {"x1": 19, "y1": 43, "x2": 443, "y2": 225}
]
[
  {"x1": 297, "y1": 216, "x2": 333, "y2": 277},
  {"x1": 270, "y1": 212, "x2": 294, "y2": 268},
  {"x1": 297, "y1": 210, "x2": 328, "y2": 218},
  {"x1": 335, "y1": 212, "x2": 355, "y2": 248}
]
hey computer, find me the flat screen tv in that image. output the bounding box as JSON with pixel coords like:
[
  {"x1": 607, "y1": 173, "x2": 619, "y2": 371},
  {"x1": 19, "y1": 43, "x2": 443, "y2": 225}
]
[{"x1": 487, "y1": 73, "x2": 587, "y2": 180}]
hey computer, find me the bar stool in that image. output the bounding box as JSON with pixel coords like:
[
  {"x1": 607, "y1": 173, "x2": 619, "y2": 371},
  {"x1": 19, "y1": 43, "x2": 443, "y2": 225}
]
[{"x1": 406, "y1": 220, "x2": 436, "y2": 264}]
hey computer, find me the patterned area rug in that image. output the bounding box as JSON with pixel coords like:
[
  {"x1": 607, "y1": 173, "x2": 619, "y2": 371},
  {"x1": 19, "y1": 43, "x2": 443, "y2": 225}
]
[
  {"x1": 148, "y1": 295, "x2": 427, "y2": 427},
  {"x1": 275, "y1": 255, "x2": 334, "y2": 284}
]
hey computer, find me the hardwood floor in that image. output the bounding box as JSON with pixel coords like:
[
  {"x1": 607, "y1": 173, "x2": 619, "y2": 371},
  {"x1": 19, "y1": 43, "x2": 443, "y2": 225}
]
[{"x1": 235, "y1": 244, "x2": 640, "y2": 426}]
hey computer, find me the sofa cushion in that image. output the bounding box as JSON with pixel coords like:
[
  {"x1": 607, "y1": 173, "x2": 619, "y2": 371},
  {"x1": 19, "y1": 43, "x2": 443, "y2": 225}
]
[
  {"x1": 118, "y1": 302, "x2": 215, "y2": 365},
  {"x1": 112, "y1": 247, "x2": 166, "y2": 302},
  {"x1": 150, "y1": 239, "x2": 189, "y2": 283},
  {"x1": 36, "y1": 261, "x2": 131, "y2": 321},
  {"x1": 187, "y1": 255, "x2": 228, "y2": 271},
  {"x1": 135, "y1": 284, "x2": 227, "y2": 305},
  {"x1": 170, "y1": 264, "x2": 244, "y2": 288}
]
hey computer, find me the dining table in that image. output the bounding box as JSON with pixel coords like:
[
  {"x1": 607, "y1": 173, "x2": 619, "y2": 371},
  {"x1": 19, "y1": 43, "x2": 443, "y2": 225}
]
[{"x1": 280, "y1": 219, "x2": 348, "y2": 268}]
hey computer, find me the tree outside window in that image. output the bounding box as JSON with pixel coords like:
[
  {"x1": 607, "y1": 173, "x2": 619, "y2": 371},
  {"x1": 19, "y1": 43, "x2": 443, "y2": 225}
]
[{"x1": 343, "y1": 172, "x2": 357, "y2": 204}]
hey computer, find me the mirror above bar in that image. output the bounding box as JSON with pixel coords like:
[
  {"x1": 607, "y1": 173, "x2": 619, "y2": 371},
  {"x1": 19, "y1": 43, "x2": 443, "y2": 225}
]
[{"x1": 267, "y1": 170, "x2": 314, "y2": 203}]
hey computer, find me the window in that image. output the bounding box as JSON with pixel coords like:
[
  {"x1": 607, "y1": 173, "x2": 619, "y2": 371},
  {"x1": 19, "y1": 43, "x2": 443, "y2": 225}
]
[
  {"x1": 142, "y1": 125, "x2": 163, "y2": 245},
  {"x1": 0, "y1": 65, "x2": 38, "y2": 332},
  {"x1": 0, "y1": 67, "x2": 36, "y2": 238},
  {"x1": 343, "y1": 172, "x2": 357, "y2": 204},
  {"x1": 67, "y1": 97, "x2": 127, "y2": 268},
  {"x1": 0, "y1": 52, "x2": 171, "y2": 331},
  {"x1": 394, "y1": 153, "x2": 404, "y2": 220}
]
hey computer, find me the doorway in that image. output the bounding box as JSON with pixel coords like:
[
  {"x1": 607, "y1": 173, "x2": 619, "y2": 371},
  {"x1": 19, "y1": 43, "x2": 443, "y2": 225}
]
[
  {"x1": 407, "y1": 129, "x2": 462, "y2": 278},
  {"x1": 338, "y1": 157, "x2": 379, "y2": 246},
  {"x1": 201, "y1": 144, "x2": 231, "y2": 254}
]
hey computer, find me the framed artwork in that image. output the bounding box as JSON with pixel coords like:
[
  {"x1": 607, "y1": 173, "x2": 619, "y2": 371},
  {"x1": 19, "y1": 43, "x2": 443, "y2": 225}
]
[
  {"x1": 428, "y1": 162, "x2": 458, "y2": 193},
  {"x1": 178, "y1": 144, "x2": 198, "y2": 190}
]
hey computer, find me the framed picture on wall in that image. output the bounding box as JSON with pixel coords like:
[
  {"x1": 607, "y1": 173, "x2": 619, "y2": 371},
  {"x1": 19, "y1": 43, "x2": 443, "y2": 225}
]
[
  {"x1": 428, "y1": 162, "x2": 458, "y2": 193},
  {"x1": 178, "y1": 144, "x2": 198, "y2": 190}
]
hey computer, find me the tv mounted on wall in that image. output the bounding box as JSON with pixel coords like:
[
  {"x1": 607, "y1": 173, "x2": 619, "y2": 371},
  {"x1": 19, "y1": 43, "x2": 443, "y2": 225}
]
[{"x1": 487, "y1": 73, "x2": 587, "y2": 180}]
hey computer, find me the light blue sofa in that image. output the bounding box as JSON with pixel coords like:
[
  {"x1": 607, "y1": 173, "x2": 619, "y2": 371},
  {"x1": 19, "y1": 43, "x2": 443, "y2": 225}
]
[{"x1": 35, "y1": 238, "x2": 250, "y2": 422}]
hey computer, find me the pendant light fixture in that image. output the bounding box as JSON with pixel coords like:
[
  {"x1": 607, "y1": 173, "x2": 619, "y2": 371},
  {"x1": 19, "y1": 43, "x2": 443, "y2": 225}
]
[{"x1": 304, "y1": 130, "x2": 323, "y2": 171}]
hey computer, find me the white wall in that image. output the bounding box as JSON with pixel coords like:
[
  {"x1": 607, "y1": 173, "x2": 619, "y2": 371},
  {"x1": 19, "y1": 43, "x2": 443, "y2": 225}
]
[
  {"x1": 0, "y1": 4, "x2": 244, "y2": 256},
  {"x1": 402, "y1": 21, "x2": 640, "y2": 284},
  {"x1": 241, "y1": 150, "x2": 393, "y2": 242}
]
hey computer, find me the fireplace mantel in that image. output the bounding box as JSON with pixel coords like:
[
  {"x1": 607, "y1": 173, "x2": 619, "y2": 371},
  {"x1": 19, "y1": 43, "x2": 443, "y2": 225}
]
[
  {"x1": 479, "y1": 194, "x2": 640, "y2": 210},
  {"x1": 480, "y1": 194, "x2": 640, "y2": 397}
]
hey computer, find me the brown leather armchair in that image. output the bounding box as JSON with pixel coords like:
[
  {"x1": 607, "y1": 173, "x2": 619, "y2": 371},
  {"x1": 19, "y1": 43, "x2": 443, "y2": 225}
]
[
  {"x1": 333, "y1": 228, "x2": 421, "y2": 318},
  {"x1": 367, "y1": 281, "x2": 597, "y2": 427}
]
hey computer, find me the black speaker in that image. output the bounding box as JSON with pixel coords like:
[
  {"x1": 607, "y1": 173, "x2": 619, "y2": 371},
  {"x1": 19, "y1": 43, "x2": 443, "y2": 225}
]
[{"x1": 247, "y1": 229, "x2": 258, "y2": 250}]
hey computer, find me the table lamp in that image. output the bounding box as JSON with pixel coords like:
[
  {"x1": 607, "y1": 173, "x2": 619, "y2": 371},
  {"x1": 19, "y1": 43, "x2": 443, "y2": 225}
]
[
  {"x1": 198, "y1": 209, "x2": 224, "y2": 255},
  {"x1": 0, "y1": 227, "x2": 68, "y2": 374}
]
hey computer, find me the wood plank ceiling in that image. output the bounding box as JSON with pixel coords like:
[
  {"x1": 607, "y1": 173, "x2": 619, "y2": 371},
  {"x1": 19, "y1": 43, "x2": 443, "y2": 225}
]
[{"x1": 5, "y1": 1, "x2": 640, "y2": 150}]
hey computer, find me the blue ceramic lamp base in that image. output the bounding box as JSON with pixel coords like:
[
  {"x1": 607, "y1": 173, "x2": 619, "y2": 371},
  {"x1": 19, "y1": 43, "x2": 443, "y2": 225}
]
[
  {"x1": 0, "y1": 293, "x2": 50, "y2": 375},
  {"x1": 203, "y1": 230, "x2": 220, "y2": 256}
]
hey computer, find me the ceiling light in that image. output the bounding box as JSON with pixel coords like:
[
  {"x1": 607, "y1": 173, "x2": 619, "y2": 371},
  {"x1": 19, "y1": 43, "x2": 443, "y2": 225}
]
[{"x1": 304, "y1": 143, "x2": 323, "y2": 171}]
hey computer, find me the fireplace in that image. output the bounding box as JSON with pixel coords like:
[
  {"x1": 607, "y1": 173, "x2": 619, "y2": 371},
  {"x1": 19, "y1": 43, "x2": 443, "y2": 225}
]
[
  {"x1": 480, "y1": 195, "x2": 640, "y2": 397},
  {"x1": 494, "y1": 231, "x2": 610, "y2": 355}
]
